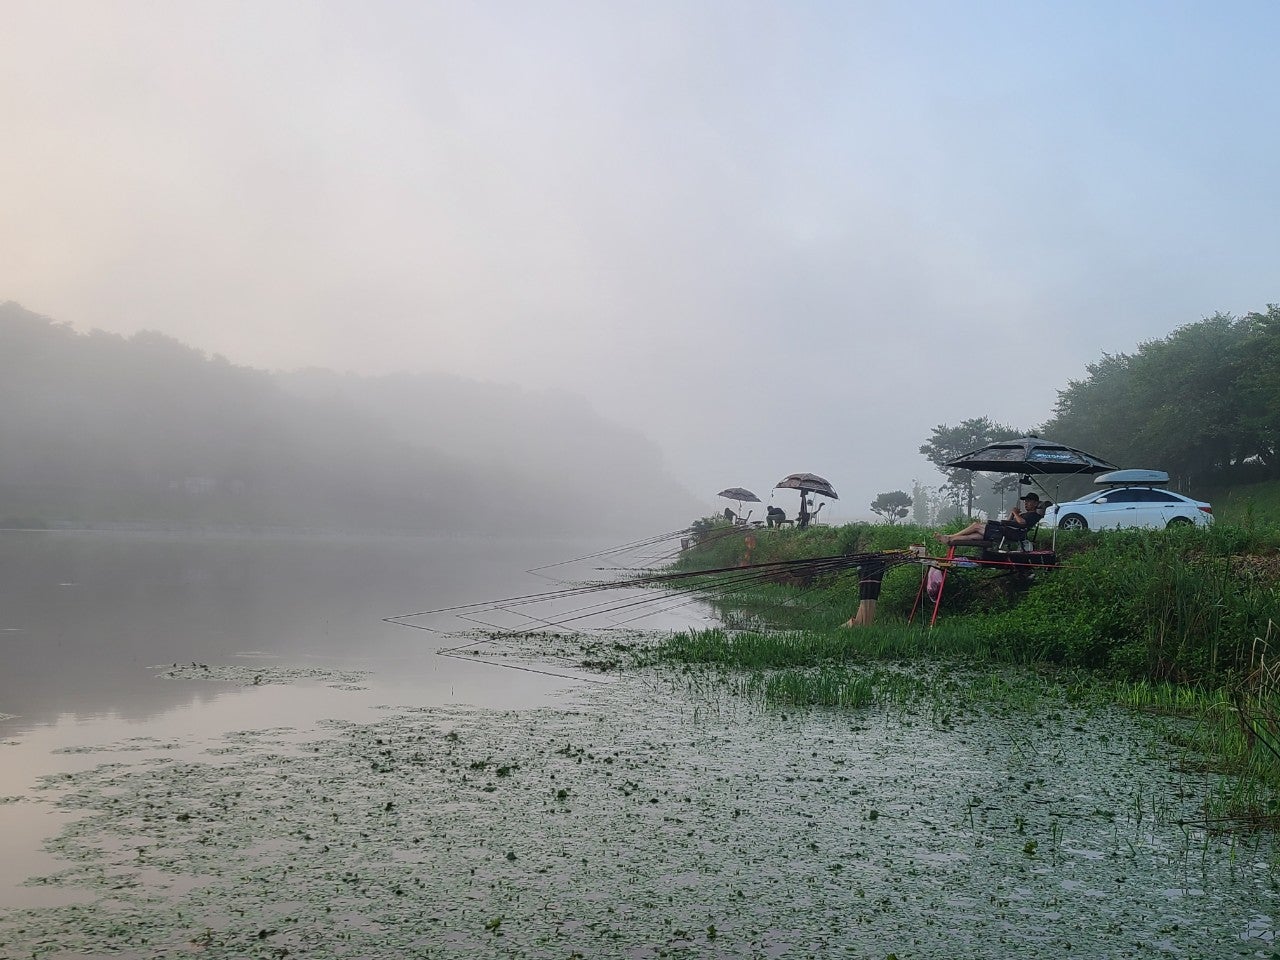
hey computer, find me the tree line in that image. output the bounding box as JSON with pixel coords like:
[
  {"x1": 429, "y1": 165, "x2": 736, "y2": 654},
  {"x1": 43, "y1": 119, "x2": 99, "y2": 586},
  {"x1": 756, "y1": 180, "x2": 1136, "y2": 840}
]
[
  {"x1": 894, "y1": 306, "x2": 1279, "y2": 520},
  {"x1": 0, "y1": 302, "x2": 698, "y2": 534}
]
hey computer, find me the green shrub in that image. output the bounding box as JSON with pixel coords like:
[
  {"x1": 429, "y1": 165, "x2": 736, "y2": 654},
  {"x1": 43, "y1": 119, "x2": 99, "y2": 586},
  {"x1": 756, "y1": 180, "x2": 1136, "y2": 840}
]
[
  {"x1": 983, "y1": 525, "x2": 1279, "y2": 680},
  {"x1": 672, "y1": 517, "x2": 1280, "y2": 684}
]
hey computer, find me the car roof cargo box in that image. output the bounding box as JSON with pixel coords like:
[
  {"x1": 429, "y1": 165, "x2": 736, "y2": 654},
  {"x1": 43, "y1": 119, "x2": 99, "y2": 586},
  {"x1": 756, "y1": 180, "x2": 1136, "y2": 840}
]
[{"x1": 1094, "y1": 469, "x2": 1170, "y2": 487}]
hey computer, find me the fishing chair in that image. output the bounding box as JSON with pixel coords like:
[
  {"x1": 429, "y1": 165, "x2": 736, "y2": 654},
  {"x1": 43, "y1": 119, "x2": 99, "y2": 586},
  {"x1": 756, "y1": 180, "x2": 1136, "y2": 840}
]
[
  {"x1": 946, "y1": 517, "x2": 1040, "y2": 555},
  {"x1": 991, "y1": 517, "x2": 1040, "y2": 552},
  {"x1": 974, "y1": 519, "x2": 1054, "y2": 584}
]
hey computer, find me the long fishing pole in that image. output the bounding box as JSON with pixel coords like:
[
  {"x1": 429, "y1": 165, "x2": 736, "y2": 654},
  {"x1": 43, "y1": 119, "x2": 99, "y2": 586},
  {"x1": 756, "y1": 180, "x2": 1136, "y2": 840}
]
[
  {"x1": 392, "y1": 546, "x2": 1053, "y2": 645},
  {"x1": 386, "y1": 548, "x2": 913, "y2": 626},
  {"x1": 525, "y1": 527, "x2": 693, "y2": 573},
  {"x1": 434, "y1": 551, "x2": 901, "y2": 642}
]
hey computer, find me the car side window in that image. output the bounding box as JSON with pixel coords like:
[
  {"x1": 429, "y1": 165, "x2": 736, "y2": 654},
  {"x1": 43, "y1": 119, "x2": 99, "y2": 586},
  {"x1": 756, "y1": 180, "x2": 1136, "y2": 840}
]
[
  {"x1": 1103, "y1": 490, "x2": 1142, "y2": 503},
  {"x1": 1147, "y1": 491, "x2": 1180, "y2": 502}
]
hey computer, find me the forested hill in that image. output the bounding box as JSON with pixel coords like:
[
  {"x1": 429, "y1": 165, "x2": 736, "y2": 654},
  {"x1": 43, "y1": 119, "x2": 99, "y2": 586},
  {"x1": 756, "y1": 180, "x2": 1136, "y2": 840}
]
[{"x1": 0, "y1": 302, "x2": 700, "y2": 535}]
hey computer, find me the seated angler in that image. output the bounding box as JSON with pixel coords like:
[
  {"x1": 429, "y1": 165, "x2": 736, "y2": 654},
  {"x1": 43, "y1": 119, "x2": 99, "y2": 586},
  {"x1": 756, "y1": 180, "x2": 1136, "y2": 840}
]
[{"x1": 934, "y1": 493, "x2": 1047, "y2": 547}]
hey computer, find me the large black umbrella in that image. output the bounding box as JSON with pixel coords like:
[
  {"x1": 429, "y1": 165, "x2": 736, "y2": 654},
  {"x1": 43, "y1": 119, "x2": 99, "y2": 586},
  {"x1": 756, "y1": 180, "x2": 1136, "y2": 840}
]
[
  {"x1": 945, "y1": 436, "x2": 1116, "y2": 475},
  {"x1": 945, "y1": 436, "x2": 1116, "y2": 548}
]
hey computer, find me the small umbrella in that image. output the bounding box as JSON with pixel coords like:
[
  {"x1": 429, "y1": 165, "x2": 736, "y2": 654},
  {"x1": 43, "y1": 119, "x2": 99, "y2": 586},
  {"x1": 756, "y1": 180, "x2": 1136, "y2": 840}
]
[
  {"x1": 716, "y1": 487, "x2": 760, "y2": 522},
  {"x1": 774, "y1": 473, "x2": 839, "y2": 499},
  {"x1": 717, "y1": 487, "x2": 761, "y2": 504},
  {"x1": 775, "y1": 473, "x2": 838, "y2": 530}
]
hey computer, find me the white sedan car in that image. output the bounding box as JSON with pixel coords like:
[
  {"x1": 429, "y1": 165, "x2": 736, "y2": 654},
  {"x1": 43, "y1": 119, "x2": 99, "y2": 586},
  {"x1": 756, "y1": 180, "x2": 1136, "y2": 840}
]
[{"x1": 1041, "y1": 486, "x2": 1213, "y2": 531}]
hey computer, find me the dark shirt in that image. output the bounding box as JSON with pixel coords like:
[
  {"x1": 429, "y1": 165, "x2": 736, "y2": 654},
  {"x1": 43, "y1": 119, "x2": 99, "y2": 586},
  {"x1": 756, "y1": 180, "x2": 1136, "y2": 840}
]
[{"x1": 983, "y1": 508, "x2": 1041, "y2": 541}]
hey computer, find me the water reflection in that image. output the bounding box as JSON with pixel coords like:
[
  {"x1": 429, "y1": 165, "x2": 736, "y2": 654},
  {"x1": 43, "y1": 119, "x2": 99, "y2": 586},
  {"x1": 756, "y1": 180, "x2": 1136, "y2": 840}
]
[
  {"x1": 0, "y1": 530, "x2": 706, "y2": 736},
  {"x1": 0, "y1": 529, "x2": 713, "y2": 910}
]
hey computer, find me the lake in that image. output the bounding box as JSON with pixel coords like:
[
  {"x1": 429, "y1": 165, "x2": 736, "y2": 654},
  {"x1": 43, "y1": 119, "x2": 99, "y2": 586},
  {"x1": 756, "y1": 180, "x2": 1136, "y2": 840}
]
[
  {"x1": 0, "y1": 531, "x2": 707, "y2": 901},
  {"x1": 1, "y1": 530, "x2": 1277, "y2": 958}
]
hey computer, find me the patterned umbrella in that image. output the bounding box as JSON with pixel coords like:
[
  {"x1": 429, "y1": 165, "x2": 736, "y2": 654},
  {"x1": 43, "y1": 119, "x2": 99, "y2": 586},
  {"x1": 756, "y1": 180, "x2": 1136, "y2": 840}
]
[
  {"x1": 774, "y1": 473, "x2": 839, "y2": 499},
  {"x1": 944, "y1": 436, "x2": 1116, "y2": 475},
  {"x1": 946, "y1": 436, "x2": 1116, "y2": 549},
  {"x1": 774, "y1": 473, "x2": 838, "y2": 530}
]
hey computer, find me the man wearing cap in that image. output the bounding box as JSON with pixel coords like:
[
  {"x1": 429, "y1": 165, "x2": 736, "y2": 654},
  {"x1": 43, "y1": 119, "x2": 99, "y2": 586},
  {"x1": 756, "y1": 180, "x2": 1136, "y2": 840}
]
[{"x1": 934, "y1": 493, "x2": 1047, "y2": 547}]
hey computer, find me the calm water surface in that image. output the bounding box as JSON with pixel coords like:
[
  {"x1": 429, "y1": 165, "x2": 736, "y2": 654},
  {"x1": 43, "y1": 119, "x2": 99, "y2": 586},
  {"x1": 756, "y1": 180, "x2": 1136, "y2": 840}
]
[{"x1": 0, "y1": 529, "x2": 706, "y2": 907}]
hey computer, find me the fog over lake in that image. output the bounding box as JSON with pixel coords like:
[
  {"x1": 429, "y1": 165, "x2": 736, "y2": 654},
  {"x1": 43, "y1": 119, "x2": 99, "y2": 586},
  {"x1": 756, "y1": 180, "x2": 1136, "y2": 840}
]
[
  {"x1": 0, "y1": 529, "x2": 714, "y2": 908},
  {"x1": 0, "y1": 532, "x2": 581, "y2": 731},
  {"x1": 4, "y1": 4, "x2": 1277, "y2": 516}
]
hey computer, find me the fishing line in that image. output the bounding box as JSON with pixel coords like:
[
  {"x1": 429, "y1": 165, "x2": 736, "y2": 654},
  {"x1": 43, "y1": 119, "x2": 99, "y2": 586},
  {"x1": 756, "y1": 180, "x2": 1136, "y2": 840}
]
[
  {"x1": 435, "y1": 647, "x2": 614, "y2": 685},
  {"x1": 396, "y1": 548, "x2": 1052, "y2": 649},
  {"x1": 436, "y1": 568, "x2": 775, "y2": 644},
  {"x1": 524, "y1": 527, "x2": 693, "y2": 573},
  {"x1": 533, "y1": 557, "x2": 871, "y2": 632},
  {"x1": 607, "y1": 571, "x2": 793, "y2": 628},
  {"x1": 441, "y1": 578, "x2": 699, "y2": 636},
  {"x1": 384, "y1": 580, "x2": 633, "y2": 622},
  {"x1": 486, "y1": 602, "x2": 625, "y2": 636},
  {"x1": 606, "y1": 553, "x2": 899, "y2": 628},
  {"x1": 398, "y1": 545, "x2": 1064, "y2": 689},
  {"x1": 385, "y1": 553, "x2": 807, "y2": 625}
]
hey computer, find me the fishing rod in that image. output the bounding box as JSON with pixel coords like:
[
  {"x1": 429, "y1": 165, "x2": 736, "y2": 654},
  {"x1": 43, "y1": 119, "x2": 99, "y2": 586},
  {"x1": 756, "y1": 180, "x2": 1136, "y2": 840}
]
[
  {"x1": 390, "y1": 548, "x2": 924, "y2": 637},
  {"x1": 432, "y1": 545, "x2": 1059, "y2": 684},
  {"x1": 462, "y1": 549, "x2": 935, "y2": 642},
  {"x1": 391, "y1": 541, "x2": 1066, "y2": 687},
  {"x1": 524, "y1": 526, "x2": 694, "y2": 573},
  {"x1": 391, "y1": 538, "x2": 1061, "y2": 652}
]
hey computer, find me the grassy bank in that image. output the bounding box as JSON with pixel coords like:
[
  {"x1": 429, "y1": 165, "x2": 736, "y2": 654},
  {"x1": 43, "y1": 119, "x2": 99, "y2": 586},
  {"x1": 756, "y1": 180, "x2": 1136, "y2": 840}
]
[
  {"x1": 673, "y1": 517, "x2": 1279, "y2": 681},
  {"x1": 653, "y1": 516, "x2": 1280, "y2": 828}
]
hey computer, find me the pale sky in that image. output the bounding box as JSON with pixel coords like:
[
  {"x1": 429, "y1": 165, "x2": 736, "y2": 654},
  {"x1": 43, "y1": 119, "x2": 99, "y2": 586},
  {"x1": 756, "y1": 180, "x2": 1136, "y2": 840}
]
[{"x1": 2, "y1": 1, "x2": 1276, "y2": 520}]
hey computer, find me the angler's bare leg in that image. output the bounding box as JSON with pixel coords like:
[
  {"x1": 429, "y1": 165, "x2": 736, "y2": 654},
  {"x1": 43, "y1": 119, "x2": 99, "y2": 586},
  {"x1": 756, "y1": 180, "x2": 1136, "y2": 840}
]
[{"x1": 842, "y1": 560, "x2": 885, "y2": 629}]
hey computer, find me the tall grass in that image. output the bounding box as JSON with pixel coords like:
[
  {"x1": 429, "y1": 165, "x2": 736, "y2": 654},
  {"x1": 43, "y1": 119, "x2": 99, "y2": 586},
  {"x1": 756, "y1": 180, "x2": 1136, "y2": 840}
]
[
  {"x1": 1204, "y1": 477, "x2": 1280, "y2": 530},
  {"x1": 980, "y1": 524, "x2": 1279, "y2": 681},
  {"x1": 659, "y1": 516, "x2": 1280, "y2": 830},
  {"x1": 675, "y1": 517, "x2": 1280, "y2": 683}
]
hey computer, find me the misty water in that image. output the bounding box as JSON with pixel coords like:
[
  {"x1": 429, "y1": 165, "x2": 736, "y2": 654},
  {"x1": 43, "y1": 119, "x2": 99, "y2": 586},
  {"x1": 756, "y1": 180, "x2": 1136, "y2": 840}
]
[
  {"x1": 0, "y1": 533, "x2": 701, "y2": 893},
  {"x1": 2, "y1": 531, "x2": 1278, "y2": 958}
]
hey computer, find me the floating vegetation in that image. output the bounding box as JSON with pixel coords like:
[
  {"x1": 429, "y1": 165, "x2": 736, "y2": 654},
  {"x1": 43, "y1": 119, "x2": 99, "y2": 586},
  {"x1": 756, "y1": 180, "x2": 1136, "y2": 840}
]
[
  {"x1": 151, "y1": 663, "x2": 369, "y2": 689},
  {"x1": 53, "y1": 737, "x2": 187, "y2": 755},
  {"x1": 2, "y1": 675, "x2": 1277, "y2": 958}
]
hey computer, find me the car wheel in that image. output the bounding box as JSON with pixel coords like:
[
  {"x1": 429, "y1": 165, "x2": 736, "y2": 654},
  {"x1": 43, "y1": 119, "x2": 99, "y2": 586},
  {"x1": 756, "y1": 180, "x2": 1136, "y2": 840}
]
[
  {"x1": 1059, "y1": 514, "x2": 1088, "y2": 531},
  {"x1": 1166, "y1": 516, "x2": 1193, "y2": 528}
]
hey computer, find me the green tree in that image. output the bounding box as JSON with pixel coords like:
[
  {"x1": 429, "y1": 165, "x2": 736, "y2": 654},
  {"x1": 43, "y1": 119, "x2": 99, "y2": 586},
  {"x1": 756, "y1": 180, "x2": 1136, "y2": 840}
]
[
  {"x1": 919, "y1": 418, "x2": 1022, "y2": 517},
  {"x1": 1129, "y1": 314, "x2": 1249, "y2": 483},
  {"x1": 1043, "y1": 351, "x2": 1136, "y2": 468},
  {"x1": 1043, "y1": 312, "x2": 1259, "y2": 486},
  {"x1": 870, "y1": 490, "x2": 912, "y2": 524},
  {"x1": 910, "y1": 480, "x2": 933, "y2": 525},
  {"x1": 1234, "y1": 304, "x2": 1280, "y2": 475}
]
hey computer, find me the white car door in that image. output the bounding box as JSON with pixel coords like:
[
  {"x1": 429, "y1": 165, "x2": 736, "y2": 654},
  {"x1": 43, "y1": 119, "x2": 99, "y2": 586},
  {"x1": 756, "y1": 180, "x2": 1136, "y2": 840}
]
[
  {"x1": 1088, "y1": 489, "x2": 1146, "y2": 529},
  {"x1": 1125, "y1": 489, "x2": 1171, "y2": 528},
  {"x1": 1145, "y1": 490, "x2": 1190, "y2": 525}
]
